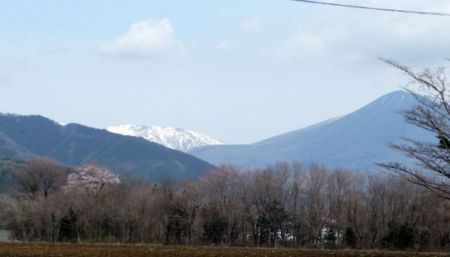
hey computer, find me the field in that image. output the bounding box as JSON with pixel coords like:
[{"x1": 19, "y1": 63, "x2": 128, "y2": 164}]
[{"x1": 0, "y1": 243, "x2": 449, "y2": 257}]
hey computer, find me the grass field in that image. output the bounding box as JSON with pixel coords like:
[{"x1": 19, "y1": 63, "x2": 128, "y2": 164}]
[{"x1": 0, "y1": 243, "x2": 449, "y2": 257}]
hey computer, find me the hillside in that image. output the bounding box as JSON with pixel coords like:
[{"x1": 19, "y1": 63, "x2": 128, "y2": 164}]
[
  {"x1": 189, "y1": 91, "x2": 435, "y2": 171},
  {"x1": 0, "y1": 114, "x2": 214, "y2": 181}
]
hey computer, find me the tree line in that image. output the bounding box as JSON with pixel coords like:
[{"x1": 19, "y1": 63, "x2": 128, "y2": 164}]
[{"x1": 0, "y1": 159, "x2": 448, "y2": 251}]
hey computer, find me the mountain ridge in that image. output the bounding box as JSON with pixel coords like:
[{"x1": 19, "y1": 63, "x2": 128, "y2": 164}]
[
  {"x1": 189, "y1": 90, "x2": 434, "y2": 171},
  {"x1": 0, "y1": 114, "x2": 215, "y2": 181},
  {"x1": 107, "y1": 124, "x2": 222, "y2": 152}
]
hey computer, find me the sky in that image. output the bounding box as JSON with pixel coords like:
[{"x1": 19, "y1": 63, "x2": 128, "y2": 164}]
[{"x1": 0, "y1": 0, "x2": 450, "y2": 144}]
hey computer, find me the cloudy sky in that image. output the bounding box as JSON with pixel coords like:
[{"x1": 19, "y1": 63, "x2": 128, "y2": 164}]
[{"x1": 0, "y1": 0, "x2": 449, "y2": 144}]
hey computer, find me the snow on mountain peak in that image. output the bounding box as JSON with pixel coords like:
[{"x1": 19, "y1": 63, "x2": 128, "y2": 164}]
[{"x1": 106, "y1": 124, "x2": 223, "y2": 152}]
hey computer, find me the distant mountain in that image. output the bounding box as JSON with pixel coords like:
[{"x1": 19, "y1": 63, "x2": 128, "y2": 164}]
[
  {"x1": 0, "y1": 114, "x2": 214, "y2": 181},
  {"x1": 189, "y1": 91, "x2": 435, "y2": 171},
  {"x1": 107, "y1": 124, "x2": 222, "y2": 152}
]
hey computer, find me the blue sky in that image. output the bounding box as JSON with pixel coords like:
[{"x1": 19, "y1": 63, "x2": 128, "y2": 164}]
[{"x1": 1, "y1": 0, "x2": 450, "y2": 143}]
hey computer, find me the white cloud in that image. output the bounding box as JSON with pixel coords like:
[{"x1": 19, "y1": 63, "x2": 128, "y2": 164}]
[
  {"x1": 276, "y1": 30, "x2": 329, "y2": 58},
  {"x1": 270, "y1": 4, "x2": 450, "y2": 65},
  {"x1": 268, "y1": 24, "x2": 347, "y2": 62},
  {"x1": 240, "y1": 17, "x2": 264, "y2": 33},
  {"x1": 216, "y1": 40, "x2": 239, "y2": 52},
  {"x1": 101, "y1": 18, "x2": 185, "y2": 59}
]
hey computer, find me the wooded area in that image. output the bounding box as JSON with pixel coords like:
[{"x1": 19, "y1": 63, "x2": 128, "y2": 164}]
[{"x1": 0, "y1": 160, "x2": 448, "y2": 251}]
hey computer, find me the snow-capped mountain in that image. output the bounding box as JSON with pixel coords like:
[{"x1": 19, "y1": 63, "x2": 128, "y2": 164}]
[
  {"x1": 107, "y1": 125, "x2": 222, "y2": 152},
  {"x1": 0, "y1": 114, "x2": 215, "y2": 181}
]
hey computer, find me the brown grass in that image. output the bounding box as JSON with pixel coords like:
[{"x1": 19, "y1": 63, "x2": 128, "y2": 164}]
[{"x1": 0, "y1": 243, "x2": 448, "y2": 257}]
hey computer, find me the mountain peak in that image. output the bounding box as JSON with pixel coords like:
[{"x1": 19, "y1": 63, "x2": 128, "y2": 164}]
[
  {"x1": 0, "y1": 114, "x2": 215, "y2": 181},
  {"x1": 368, "y1": 90, "x2": 414, "y2": 107},
  {"x1": 190, "y1": 90, "x2": 433, "y2": 171},
  {"x1": 107, "y1": 124, "x2": 222, "y2": 152}
]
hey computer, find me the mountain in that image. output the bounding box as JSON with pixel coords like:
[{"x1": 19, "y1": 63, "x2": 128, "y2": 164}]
[
  {"x1": 107, "y1": 124, "x2": 222, "y2": 152},
  {"x1": 0, "y1": 114, "x2": 215, "y2": 181},
  {"x1": 189, "y1": 91, "x2": 435, "y2": 171}
]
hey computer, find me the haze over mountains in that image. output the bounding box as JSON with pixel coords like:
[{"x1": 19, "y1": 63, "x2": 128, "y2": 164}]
[
  {"x1": 189, "y1": 91, "x2": 435, "y2": 171},
  {"x1": 0, "y1": 91, "x2": 436, "y2": 181},
  {"x1": 107, "y1": 125, "x2": 222, "y2": 152},
  {"x1": 0, "y1": 115, "x2": 214, "y2": 181}
]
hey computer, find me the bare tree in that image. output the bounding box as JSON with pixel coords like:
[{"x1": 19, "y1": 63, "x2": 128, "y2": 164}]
[
  {"x1": 303, "y1": 165, "x2": 328, "y2": 247},
  {"x1": 11, "y1": 158, "x2": 68, "y2": 198},
  {"x1": 379, "y1": 60, "x2": 450, "y2": 200},
  {"x1": 1, "y1": 159, "x2": 448, "y2": 250}
]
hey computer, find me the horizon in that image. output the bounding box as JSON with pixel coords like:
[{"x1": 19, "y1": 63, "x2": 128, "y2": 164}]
[{"x1": 1, "y1": 89, "x2": 408, "y2": 145}]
